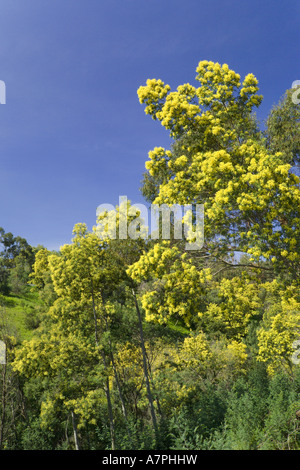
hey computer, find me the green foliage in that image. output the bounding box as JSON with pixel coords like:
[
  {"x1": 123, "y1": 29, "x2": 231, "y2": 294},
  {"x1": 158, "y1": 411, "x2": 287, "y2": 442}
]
[
  {"x1": 264, "y1": 89, "x2": 300, "y2": 167},
  {"x1": 1, "y1": 61, "x2": 300, "y2": 450},
  {"x1": 203, "y1": 366, "x2": 300, "y2": 450},
  {"x1": 167, "y1": 386, "x2": 227, "y2": 450},
  {"x1": 0, "y1": 227, "x2": 36, "y2": 295}
]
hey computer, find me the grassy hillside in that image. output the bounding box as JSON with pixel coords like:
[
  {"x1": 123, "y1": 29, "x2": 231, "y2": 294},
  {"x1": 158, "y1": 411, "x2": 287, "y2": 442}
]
[{"x1": 0, "y1": 290, "x2": 41, "y2": 341}]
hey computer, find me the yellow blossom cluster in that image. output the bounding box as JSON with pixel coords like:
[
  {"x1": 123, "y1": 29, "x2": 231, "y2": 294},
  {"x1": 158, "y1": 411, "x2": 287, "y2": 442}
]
[
  {"x1": 128, "y1": 241, "x2": 211, "y2": 325},
  {"x1": 257, "y1": 295, "x2": 300, "y2": 375},
  {"x1": 199, "y1": 276, "x2": 260, "y2": 340}
]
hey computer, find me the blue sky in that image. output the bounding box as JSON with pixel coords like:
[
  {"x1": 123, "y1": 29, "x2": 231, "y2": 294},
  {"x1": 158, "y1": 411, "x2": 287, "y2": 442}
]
[{"x1": 0, "y1": 0, "x2": 299, "y2": 250}]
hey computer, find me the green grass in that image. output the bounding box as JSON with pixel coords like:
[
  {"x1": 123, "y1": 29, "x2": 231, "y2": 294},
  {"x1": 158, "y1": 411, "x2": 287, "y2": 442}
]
[{"x1": 0, "y1": 290, "x2": 41, "y2": 341}]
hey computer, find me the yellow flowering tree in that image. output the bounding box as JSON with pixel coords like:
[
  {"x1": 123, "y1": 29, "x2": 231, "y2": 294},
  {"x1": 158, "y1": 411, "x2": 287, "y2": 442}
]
[
  {"x1": 257, "y1": 286, "x2": 300, "y2": 375},
  {"x1": 129, "y1": 59, "x2": 300, "y2": 382},
  {"x1": 138, "y1": 60, "x2": 300, "y2": 276},
  {"x1": 127, "y1": 241, "x2": 211, "y2": 327},
  {"x1": 199, "y1": 275, "x2": 261, "y2": 340},
  {"x1": 13, "y1": 223, "x2": 133, "y2": 449}
]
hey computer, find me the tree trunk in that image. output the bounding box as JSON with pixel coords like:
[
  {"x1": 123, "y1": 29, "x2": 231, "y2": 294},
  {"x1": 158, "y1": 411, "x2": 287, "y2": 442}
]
[
  {"x1": 71, "y1": 411, "x2": 80, "y2": 450},
  {"x1": 90, "y1": 280, "x2": 116, "y2": 450},
  {"x1": 104, "y1": 375, "x2": 116, "y2": 450},
  {"x1": 102, "y1": 309, "x2": 133, "y2": 445},
  {"x1": 132, "y1": 289, "x2": 158, "y2": 441},
  {"x1": 146, "y1": 351, "x2": 162, "y2": 417},
  {"x1": 0, "y1": 362, "x2": 7, "y2": 450}
]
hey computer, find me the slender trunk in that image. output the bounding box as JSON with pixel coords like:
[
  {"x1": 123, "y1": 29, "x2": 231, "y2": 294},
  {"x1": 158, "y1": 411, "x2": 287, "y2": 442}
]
[
  {"x1": 102, "y1": 311, "x2": 133, "y2": 444},
  {"x1": 145, "y1": 351, "x2": 162, "y2": 417},
  {"x1": 100, "y1": 339, "x2": 116, "y2": 451},
  {"x1": 110, "y1": 350, "x2": 127, "y2": 420},
  {"x1": 101, "y1": 302, "x2": 133, "y2": 448},
  {"x1": 91, "y1": 281, "x2": 116, "y2": 450},
  {"x1": 71, "y1": 411, "x2": 80, "y2": 450},
  {"x1": 104, "y1": 374, "x2": 115, "y2": 450},
  {"x1": 132, "y1": 289, "x2": 158, "y2": 440},
  {"x1": 110, "y1": 347, "x2": 134, "y2": 446},
  {"x1": 0, "y1": 362, "x2": 7, "y2": 449}
]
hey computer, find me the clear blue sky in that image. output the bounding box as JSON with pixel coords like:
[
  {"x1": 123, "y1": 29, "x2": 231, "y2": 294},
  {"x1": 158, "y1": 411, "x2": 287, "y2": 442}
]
[{"x1": 0, "y1": 0, "x2": 299, "y2": 250}]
